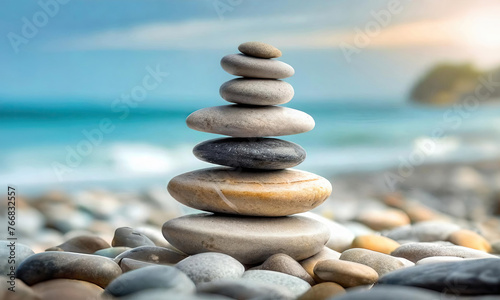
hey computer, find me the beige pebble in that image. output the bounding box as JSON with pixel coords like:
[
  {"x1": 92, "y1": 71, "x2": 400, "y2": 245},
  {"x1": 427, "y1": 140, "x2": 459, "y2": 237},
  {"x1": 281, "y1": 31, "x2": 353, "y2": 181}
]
[
  {"x1": 447, "y1": 229, "x2": 492, "y2": 252},
  {"x1": 238, "y1": 41, "x2": 282, "y2": 58},
  {"x1": 221, "y1": 54, "x2": 294, "y2": 79},
  {"x1": 350, "y1": 235, "x2": 400, "y2": 254},
  {"x1": 314, "y1": 259, "x2": 378, "y2": 288},
  {"x1": 340, "y1": 248, "x2": 404, "y2": 276},
  {"x1": 168, "y1": 168, "x2": 331, "y2": 217},
  {"x1": 260, "y1": 253, "x2": 314, "y2": 285},
  {"x1": 299, "y1": 247, "x2": 341, "y2": 282}
]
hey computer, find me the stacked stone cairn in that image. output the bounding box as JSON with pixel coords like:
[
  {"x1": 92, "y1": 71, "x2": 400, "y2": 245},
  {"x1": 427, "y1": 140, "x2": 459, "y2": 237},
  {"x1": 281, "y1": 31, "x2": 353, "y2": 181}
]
[{"x1": 162, "y1": 41, "x2": 333, "y2": 265}]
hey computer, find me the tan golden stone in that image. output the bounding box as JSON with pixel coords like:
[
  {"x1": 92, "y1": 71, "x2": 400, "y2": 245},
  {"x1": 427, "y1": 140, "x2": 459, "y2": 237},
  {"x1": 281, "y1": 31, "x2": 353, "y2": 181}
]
[
  {"x1": 350, "y1": 235, "x2": 400, "y2": 254},
  {"x1": 314, "y1": 259, "x2": 378, "y2": 288},
  {"x1": 447, "y1": 229, "x2": 492, "y2": 252},
  {"x1": 168, "y1": 167, "x2": 332, "y2": 217}
]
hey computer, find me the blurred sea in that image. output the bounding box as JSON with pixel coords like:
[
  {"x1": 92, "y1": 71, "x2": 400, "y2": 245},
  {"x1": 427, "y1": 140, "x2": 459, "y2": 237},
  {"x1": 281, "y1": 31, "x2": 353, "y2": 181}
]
[{"x1": 2, "y1": 99, "x2": 500, "y2": 194}]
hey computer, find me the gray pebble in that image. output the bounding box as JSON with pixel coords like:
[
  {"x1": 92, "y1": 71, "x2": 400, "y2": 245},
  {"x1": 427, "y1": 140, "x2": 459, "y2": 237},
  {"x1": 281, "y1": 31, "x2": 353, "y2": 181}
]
[
  {"x1": 175, "y1": 252, "x2": 244, "y2": 285},
  {"x1": 104, "y1": 265, "x2": 195, "y2": 297},
  {"x1": 242, "y1": 270, "x2": 310, "y2": 298}
]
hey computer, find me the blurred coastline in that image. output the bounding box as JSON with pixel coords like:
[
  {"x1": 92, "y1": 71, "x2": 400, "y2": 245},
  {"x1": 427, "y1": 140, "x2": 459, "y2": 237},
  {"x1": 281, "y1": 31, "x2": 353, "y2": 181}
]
[{"x1": 3, "y1": 99, "x2": 500, "y2": 195}]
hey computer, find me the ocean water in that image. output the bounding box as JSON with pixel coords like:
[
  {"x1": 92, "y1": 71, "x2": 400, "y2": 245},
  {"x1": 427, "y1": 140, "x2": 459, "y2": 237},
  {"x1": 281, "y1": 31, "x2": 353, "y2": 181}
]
[{"x1": 2, "y1": 100, "x2": 500, "y2": 194}]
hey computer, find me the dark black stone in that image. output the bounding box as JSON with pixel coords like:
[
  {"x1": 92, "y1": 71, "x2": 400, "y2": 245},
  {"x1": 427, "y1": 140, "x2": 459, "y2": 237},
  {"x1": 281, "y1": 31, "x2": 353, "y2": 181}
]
[
  {"x1": 193, "y1": 137, "x2": 306, "y2": 170},
  {"x1": 377, "y1": 258, "x2": 500, "y2": 295}
]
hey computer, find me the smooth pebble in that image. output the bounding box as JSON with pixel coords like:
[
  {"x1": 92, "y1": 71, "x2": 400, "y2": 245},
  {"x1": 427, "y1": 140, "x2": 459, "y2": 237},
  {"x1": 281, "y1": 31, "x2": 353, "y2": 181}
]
[
  {"x1": 221, "y1": 54, "x2": 294, "y2": 79},
  {"x1": 193, "y1": 137, "x2": 305, "y2": 170},
  {"x1": 163, "y1": 213, "x2": 329, "y2": 264},
  {"x1": 104, "y1": 265, "x2": 195, "y2": 297},
  {"x1": 168, "y1": 168, "x2": 331, "y2": 217},
  {"x1": 186, "y1": 105, "x2": 314, "y2": 137},
  {"x1": 238, "y1": 41, "x2": 282, "y2": 58},
  {"x1": 242, "y1": 270, "x2": 310, "y2": 298},
  {"x1": 175, "y1": 252, "x2": 244, "y2": 285},
  {"x1": 219, "y1": 78, "x2": 293, "y2": 106}
]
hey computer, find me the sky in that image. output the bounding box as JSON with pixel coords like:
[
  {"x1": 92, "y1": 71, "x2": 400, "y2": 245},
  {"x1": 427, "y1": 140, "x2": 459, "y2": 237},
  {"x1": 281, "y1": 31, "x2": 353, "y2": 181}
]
[{"x1": 2, "y1": 0, "x2": 500, "y2": 106}]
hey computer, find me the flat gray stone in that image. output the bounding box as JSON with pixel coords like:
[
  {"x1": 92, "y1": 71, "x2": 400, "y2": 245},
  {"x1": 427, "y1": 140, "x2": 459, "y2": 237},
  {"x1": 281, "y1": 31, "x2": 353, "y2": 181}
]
[
  {"x1": 16, "y1": 252, "x2": 121, "y2": 288},
  {"x1": 221, "y1": 54, "x2": 294, "y2": 79},
  {"x1": 175, "y1": 252, "x2": 244, "y2": 285},
  {"x1": 186, "y1": 105, "x2": 314, "y2": 137},
  {"x1": 378, "y1": 258, "x2": 500, "y2": 295},
  {"x1": 391, "y1": 242, "x2": 497, "y2": 263},
  {"x1": 104, "y1": 265, "x2": 195, "y2": 297},
  {"x1": 242, "y1": 270, "x2": 310, "y2": 298},
  {"x1": 238, "y1": 41, "x2": 282, "y2": 58},
  {"x1": 193, "y1": 137, "x2": 305, "y2": 170},
  {"x1": 219, "y1": 78, "x2": 293, "y2": 106},
  {"x1": 331, "y1": 286, "x2": 442, "y2": 300},
  {"x1": 339, "y1": 248, "x2": 404, "y2": 276},
  {"x1": 113, "y1": 245, "x2": 187, "y2": 265},
  {"x1": 197, "y1": 278, "x2": 295, "y2": 300},
  {"x1": 163, "y1": 213, "x2": 329, "y2": 264},
  {"x1": 0, "y1": 241, "x2": 34, "y2": 275},
  {"x1": 112, "y1": 227, "x2": 156, "y2": 248}
]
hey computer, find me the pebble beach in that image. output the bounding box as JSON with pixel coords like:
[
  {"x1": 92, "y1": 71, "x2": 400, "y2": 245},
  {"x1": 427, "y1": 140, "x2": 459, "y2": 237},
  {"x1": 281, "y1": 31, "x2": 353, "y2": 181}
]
[{"x1": 2, "y1": 41, "x2": 500, "y2": 300}]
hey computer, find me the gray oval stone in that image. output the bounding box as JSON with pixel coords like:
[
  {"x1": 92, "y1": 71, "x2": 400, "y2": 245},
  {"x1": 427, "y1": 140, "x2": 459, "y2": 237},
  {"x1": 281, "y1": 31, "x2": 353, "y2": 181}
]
[
  {"x1": 221, "y1": 54, "x2": 294, "y2": 79},
  {"x1": 162, "y1": 213, "x2": 329, "y2": 264},
  {"x1": 175, "y1": 252, "x2": 244, "y2": 285},
  {"x1": 219, "y1": 78, "x2": 294, "y2": 106},
  {"x1": 16, "y1": 252, "x2": 121, "y2": 288},
  {"x1": 113, "y1": 246, "x2": 188, "y2": 265},
  {"x1": 104, "y1": 265, "x2": 195, "y2": 297},
  {"x1": 112, "y1": 227, "x2": 155, "y2": 248},
  {"x1": 0, "y1": 241, "x2": 34, "y2": 275},
  {"x1": 186, "y1": 105, "x2": 314, "y2": 137},
  {"x1": 238, "y1": 41, "x2": 282, "y2": 58},
  {"x1": 378, "y1": 258, "x2": 500, "y2": 295},
  {"x1": 339, "y1": 248, "x2": 404, "y2": 276},
  {"x1": 242, "y1": 270, "x2": 310, "y2": 298},
  {"x1": 94, "y1": 247, "x2": 131, "y2": 258},
  {"x1": 391, "y1": 242, "x2": 497, "y2": 263},
  {"x1": 193, "y1": 138, "x2": 305, "y2": 170}
]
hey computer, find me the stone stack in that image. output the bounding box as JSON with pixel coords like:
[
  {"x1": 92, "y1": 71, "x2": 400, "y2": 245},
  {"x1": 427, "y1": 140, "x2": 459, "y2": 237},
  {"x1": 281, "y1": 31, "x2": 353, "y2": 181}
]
[{"x1": 162, "y1": 42, "x2": 332, "y2": 265}]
